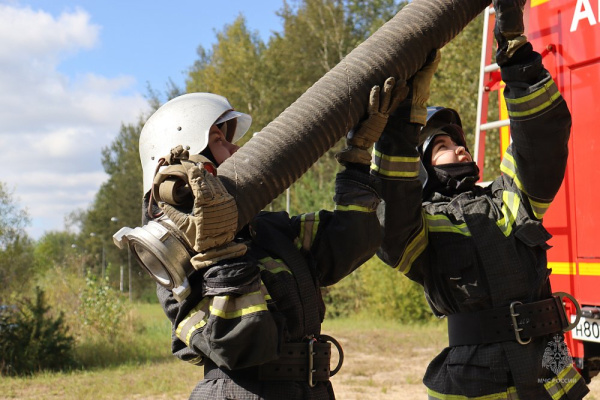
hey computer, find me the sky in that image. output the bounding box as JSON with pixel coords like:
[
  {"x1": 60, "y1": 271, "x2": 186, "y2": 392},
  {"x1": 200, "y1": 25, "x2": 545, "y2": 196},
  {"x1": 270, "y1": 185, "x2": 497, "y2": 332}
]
[{"x1": 0, "y1": 0, "x2": 284, "y2": 239}]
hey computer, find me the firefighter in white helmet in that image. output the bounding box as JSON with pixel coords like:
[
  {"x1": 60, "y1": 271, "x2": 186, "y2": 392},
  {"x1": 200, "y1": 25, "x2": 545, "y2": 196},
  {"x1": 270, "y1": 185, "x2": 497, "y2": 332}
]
[
  {"x1": 372, "y1": 1, "x2": 590, "y2": 399},
  {"x1": 139, "y1": 92, "x2": 252, "y2": 195},
  {"x1": 135, "y1": 85, "x2": 405, "y2": 399}
]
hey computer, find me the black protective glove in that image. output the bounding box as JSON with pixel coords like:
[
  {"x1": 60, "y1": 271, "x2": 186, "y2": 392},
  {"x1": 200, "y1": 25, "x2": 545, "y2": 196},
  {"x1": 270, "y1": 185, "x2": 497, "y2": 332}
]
[{"x1": 493, "y1": 0, "x2": 528, "y2": 66}]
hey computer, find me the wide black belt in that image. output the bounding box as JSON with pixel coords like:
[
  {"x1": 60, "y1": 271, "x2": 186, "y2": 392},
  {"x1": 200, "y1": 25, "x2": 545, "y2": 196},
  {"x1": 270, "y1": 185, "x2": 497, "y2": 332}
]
[
  {"x1": 203, "y1": 335, "x2": 343, "y2": 387},
  {"x1": 447, "y1": 294, "x2": 579, "y2": 346}
]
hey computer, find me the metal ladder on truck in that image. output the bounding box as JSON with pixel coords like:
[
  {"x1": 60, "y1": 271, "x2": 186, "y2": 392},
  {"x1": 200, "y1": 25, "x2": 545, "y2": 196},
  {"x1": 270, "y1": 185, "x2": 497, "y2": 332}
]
[{"x1": 474, "y1": 5, "x2": 511, "y2": 182}]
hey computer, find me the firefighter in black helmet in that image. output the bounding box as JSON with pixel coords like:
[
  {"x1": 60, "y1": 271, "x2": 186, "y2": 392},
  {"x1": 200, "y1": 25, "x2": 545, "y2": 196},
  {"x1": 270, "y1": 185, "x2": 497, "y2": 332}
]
[
  {"x1": 371, "y1": 0, "x2": 590, "y2": 398},
  {"x1": 133, "y1": 77, "x2": 406, "y2": 399}
]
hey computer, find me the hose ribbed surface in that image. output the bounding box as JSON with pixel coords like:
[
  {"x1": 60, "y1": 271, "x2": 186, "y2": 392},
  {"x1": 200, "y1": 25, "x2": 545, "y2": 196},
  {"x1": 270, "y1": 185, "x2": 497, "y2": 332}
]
[{"x1": 218, "y1": 0, "x2": 491, "y2": 228}]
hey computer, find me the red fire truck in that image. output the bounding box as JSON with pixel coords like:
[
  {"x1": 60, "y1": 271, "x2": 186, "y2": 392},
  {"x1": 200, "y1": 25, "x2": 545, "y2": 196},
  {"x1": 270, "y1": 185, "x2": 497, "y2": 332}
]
[{"x1": 475, "y1": 0, "x2": 600, "y2": 382}]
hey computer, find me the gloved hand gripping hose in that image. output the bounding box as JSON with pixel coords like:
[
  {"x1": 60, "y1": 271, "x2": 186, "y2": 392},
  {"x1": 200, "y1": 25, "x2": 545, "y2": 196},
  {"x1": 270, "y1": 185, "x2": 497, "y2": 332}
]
[{"x1": 217, "y1": 0, "x2": 491, "y2": 229}]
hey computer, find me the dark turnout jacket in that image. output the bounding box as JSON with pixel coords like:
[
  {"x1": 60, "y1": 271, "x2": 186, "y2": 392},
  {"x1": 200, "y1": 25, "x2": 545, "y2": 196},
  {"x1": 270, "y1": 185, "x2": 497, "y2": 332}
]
[
  {"x1": 372, "y1": 51, "x2": 589, "y2": 399},
  {"x1": 151, "y1": 165, "x2": 382, "y2": 400}
]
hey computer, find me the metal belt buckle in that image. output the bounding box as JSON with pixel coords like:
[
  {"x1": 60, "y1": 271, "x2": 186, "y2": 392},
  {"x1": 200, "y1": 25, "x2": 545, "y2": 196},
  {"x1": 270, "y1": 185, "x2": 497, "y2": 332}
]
[
  {"x1": 553, "y1": 291, "x2": 582, "y2": 332},
  {"x1": 307, "y1": 335, "x2": 317, "y2": 387},
  {"x1": 510, "y1": 301, "x2": 532, "y2": 345},
  {"x1": 306, "y1": 334, "x2": 344, "y2": 387}
]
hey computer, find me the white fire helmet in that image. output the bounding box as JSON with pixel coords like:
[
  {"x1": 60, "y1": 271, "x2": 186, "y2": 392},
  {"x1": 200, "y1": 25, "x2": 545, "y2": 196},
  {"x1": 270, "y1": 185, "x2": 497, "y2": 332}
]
[{"x1": 139, "y1": 92, "x2": 252, "y2": 194}]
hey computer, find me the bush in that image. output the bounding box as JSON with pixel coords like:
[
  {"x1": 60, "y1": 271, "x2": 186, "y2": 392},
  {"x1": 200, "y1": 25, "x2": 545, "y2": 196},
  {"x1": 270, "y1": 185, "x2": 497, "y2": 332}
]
[
  {"x1": 0, "y1": 287, "x2": 74, "y2": 376},
  {"x1": 323, "y1": 257, "x2": 436, "y2": 323},
  {"x1": 79, "y1": 271, "x2": 129, "y2": 338}
]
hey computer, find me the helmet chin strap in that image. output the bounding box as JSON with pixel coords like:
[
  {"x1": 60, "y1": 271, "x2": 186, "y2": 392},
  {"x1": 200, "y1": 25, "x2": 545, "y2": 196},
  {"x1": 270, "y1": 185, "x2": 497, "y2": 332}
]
[{"x1": 200, "y1": 146, "x2": 218, "y2": 166}]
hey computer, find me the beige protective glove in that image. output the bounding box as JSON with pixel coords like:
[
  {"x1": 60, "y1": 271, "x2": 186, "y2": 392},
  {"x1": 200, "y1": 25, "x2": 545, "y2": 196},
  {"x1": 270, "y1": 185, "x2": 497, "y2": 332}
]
[
  {"x1": 410, "y1": 50, "x2": 441, "y2": 125},
  {"x1": 155, "y1": 154, "x2": 247, "y2": 269},
  {"x1": 336, "y1": 77, "x2": 408, "y2": 165}
]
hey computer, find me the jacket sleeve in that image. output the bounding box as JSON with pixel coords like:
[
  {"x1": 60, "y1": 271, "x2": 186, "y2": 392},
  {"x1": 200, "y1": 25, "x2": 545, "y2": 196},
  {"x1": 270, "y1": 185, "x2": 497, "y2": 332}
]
[
  {"x1": 156, "y1": 258, "x2": 282, "y2": 371},
  {"x1": 371, "y1": 111, "x2": 428, "y2": 285},
  {"x1": 290, "y1": 163, "x2": 383, "y2": 286},
  {"x1": 143, "y1": 192, "x2": 282, "y2": 371},
  {"x1": 499, "y1": 50, "x2": 572, "y2": 220}
]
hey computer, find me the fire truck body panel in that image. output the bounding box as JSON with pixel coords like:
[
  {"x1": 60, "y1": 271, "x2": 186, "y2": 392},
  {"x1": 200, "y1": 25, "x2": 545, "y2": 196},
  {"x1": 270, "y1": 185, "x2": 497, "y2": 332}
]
[{"x1": 521, "y1": 0, "x2": 600, "y2": 378}]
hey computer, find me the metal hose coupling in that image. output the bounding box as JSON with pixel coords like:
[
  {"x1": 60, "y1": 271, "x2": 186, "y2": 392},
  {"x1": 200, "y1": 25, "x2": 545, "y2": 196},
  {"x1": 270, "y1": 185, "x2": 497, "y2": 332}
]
[{"x1": 113, "y1": 217, "x2": 195, "y2": 302}]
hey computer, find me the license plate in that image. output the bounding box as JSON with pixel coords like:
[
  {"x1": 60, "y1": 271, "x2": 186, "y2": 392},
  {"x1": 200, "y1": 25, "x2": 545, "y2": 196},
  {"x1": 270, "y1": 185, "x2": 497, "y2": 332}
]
[{"x1": 570, "y1": 315, "x2": 600, "y2": 344}]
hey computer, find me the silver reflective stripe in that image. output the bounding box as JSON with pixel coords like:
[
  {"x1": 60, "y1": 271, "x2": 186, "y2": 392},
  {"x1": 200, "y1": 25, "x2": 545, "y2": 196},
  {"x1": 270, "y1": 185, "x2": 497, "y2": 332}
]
[
  {"x1": 505, "y1": 79, "x2": 561, "y2": 118},
  {"x1": 371, "y1": 149, "x2": 420, "y2": 179},
  {"x1": 396, "y1": 214, "x2": 428, "y2": 274},
  {"x1": 500, "y1": 151, "x2": 524, "y2": 193},
  {"x1": 500, "y1": 151, "x2": 552, "y2": 220},
  {"x1": 544, "y1": 365, "x2": 582, "y2": 400},
  {"x1": 176, "y1": 297, "x2": 210, "y2": 346},
  {"x1": 209, "y1": 283, "x2": 270, "y2": 320},
  {"x1": 259, "y1": 257, "x2": 292, "y2": 275},
  {"x1": 426, "y1": 213, "x2": 471, "y2": 236},
  {"x1": 496, "y1": 190, "x2": 520, "y2": 237},
  {"x1": 528, "y1": 197, "x2": 551, "y2": 220},
  {"x1": 299, "y1": 212, "x2": 319, "y2": 251}
]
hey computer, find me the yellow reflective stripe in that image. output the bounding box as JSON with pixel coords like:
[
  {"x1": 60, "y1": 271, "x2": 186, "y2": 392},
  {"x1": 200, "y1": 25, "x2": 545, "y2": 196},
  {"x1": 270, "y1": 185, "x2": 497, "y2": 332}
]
[
  {"x1": 176, "y1": 297, "x2": 210, "y2": 345},
  {"x1": 500, "y1": 152, "x2": 525, "y2": 193},
  {"x1": 299, "y1": 212, "x2": 319, "y2": 251},
  {"x1": 396, "y1": 214, "x2": 428, "y2": 274},
  {"x1": 528, "y1": 197, "x2": 550, "y2": 220},
  {"x1": 426, "y1": 214, "x2": 471, "y2": 236},
  {"x1": 186, "y1": 355, "x2": 204, "y2": 365},
  {"x1": 176, "y1": 285, "x2": 271, "y2": 345},
  {"x1": 259, "y1": 257, "x2": 292, "y2": 275},
  {"x1": 210, "y1": 289, "x2": 269, "y2": 319},
  {"x1": 427, "y1": 386, "x2": 519, "y2": 400},
  {"x1": 371, "y1": 148, "x2": 420, "y2": 178},
  {"x1": 335, "y1": 204, "x2": 374, "y2": 213},
  {"x1": 544, "y1": 365, "x2": 582, "y2": 400},
  {"x1": 501, "y1": 152, "x2": 552, "y2": 219},
  {"x1": 497, "y1": 191, "x2": 520, "y2": 237},
  {"x1": 505, "y1": 79, "x2": 561, "y2": 117}
]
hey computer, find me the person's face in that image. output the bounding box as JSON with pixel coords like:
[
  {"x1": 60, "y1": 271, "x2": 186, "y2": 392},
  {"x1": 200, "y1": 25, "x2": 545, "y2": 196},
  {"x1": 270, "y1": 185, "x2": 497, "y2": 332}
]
[
  {"x1": 430, "y1": 134, "x2": 472, "y2": 166},
  {"x1": 207, "y1": 122, "x2": 239, "y2": 165}
]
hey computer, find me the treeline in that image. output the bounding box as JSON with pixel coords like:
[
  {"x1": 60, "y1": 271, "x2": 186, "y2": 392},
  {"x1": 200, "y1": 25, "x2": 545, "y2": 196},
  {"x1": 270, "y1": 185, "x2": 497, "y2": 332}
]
[{"x1": 1, "y1": 0, "x2": 498, "y2": 375}]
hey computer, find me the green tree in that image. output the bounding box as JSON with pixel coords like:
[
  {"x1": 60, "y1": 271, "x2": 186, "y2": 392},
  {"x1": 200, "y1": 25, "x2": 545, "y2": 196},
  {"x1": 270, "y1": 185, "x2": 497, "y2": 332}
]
[
  {"x1": 187, "y1": 16, "x2": 268, "y2": 134},
  {"x1": 33, "y1": 231, "x2": 78, "y2": 274},
  {"x1": 345, "y1": 0, "x2": 406, "y2": 42},
  {"x1": 0, "y1": 287, "x2": 74, "y2": 376},
  {"x1": 0, "y1": 182, "x2": 34, "y2": 301}
]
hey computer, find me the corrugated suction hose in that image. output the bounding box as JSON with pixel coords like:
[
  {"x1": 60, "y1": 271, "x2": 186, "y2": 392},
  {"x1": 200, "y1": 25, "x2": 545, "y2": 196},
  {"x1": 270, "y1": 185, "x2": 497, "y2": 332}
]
[{"x1": 218, "y1": 0, "x2": 491, "y2": 229}]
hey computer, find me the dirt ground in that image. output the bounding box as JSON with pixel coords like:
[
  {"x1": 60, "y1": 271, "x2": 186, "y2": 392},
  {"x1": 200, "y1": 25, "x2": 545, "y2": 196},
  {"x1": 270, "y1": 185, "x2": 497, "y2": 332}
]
[
  {"x1": 325, "y1": 323, "x2": 600, "y2": 400},
  {"x1": 327, "y1": 326, "x2": 441, "y2": 399}
]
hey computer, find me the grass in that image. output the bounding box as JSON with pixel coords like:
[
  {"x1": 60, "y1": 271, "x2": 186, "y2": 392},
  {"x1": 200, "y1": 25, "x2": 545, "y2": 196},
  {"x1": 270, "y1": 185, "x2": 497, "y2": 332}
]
[
  {"x1": 0, "y1": 303, "x2": 199, "y2": 400},
  {"x1": 0, "y1": 304, "x2": 446, "y2": 400},
  {"x1": 71, "y1": 303, "x2": 174, "y2": 369},
  {"x1": 2, "y1": 305, "x2": 598, "y2": 400}
]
